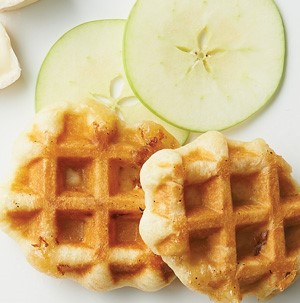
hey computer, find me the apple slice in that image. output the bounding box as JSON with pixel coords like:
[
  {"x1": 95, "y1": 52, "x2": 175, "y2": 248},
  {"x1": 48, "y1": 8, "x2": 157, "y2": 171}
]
[
  {"x1": 124, "y1": 0, "x2": 285, "y2": 132},
  {"x1": 35, "y1": 20, "x2": 189, "y2": 144}
]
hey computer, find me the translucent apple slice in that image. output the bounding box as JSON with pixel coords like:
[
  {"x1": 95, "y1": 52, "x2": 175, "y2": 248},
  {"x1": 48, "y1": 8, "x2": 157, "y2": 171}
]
[
  {"x1": 124, "y1": 0, "x2": 285, "y2": 132},
  {"x1": 35, "y1": 20, "x2": 188, "y2": 144}
]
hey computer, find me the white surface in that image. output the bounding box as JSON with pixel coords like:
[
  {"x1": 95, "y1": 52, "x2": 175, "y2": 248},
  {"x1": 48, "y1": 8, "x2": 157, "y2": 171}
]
[{"x1": 0, "y1": 1, "x2": 299, "y2": 302}]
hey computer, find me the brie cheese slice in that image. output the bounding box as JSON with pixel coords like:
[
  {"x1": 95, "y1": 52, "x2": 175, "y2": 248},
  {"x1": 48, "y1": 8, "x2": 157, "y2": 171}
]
[
  {"x1": 0, "y1": 23, "x2": 21, "y2": 89},
  {"x1": 0, "y1": 0, "x2": 38, "y2": 12}
]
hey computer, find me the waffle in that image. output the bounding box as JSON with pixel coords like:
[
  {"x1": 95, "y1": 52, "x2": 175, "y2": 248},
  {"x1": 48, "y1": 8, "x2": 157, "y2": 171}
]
[
  {"x1": 140, "y1": 131, "x2": 300, "y2": 302},
  {"x1": 0, "y1": 100, "x2": 178, "y2": 291}
]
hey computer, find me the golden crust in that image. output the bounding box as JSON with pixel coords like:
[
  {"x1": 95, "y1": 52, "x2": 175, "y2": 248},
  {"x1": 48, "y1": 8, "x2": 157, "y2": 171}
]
[
  {"x1": 0, "y1": 100, "x2": 178, "y2": 291},
  {"x1": 140, "y1": 131, "x2": 300, "y2": 302}
]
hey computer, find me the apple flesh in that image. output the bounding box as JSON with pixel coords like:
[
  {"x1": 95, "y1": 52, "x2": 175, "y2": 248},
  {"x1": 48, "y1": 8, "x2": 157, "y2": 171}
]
[
  {"x1": 124, "y1": 0, "x2": 285, "y2": 132},
  {"x1": 35, "y1": 20, "x2": 189, "y2": 144}
]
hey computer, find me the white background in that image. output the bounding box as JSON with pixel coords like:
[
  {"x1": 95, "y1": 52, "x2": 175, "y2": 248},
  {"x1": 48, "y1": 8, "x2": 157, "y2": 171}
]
[{"x1": 0, "y1": 0, "x2": 299, "y2": 302}]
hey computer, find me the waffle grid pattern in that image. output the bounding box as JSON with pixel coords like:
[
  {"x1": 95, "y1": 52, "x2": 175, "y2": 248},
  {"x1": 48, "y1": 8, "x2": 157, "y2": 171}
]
[
  {"x1": 2, "y1": 107, "x2": 175, "y2": 291},
  {"x1": 140, "y1": 132, "x2": 300, "y2": 302}
]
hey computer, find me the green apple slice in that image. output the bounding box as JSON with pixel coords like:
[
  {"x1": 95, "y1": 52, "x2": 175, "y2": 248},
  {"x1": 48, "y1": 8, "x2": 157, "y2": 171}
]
[
  {"x1": 124, "y1": 0, "x2": 285, "y2": 132},
  {"x1": 35, "y1": 20, "x2": 189, "y2": 144}
]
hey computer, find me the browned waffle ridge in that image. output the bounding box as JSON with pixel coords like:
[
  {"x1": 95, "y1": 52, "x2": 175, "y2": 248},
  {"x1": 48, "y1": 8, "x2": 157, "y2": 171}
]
[
  {"x1": 0, "y1": 100, "x2": 178, "y2": 291},
  {"x1": 140, "y1": 131, "x2": 300, "y2": 302}
]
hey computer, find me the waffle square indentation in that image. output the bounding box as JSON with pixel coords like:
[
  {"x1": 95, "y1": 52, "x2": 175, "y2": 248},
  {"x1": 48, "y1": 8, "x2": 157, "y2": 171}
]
[
  {"x1": 57, "y1": 113, "x2": 94, "y2": 144},
  {"x1": 278, "y1": 169, "x2": 299, "y2": 200},
  {"x1": 13, "y1": 159, "x2": 45, "y2": 195},
  {"x1": 184, "y1": 176, "x2": 224, "y2": 215},
  {"x1": 284, "y1": 218, "x2": 300, "y2": 256},
  {"x1": 231, "y1": 172, "x2": 268, "y2": 209},
  {"x1": 109, "y1": 263, "x2": 145, "y2": 281},
  {"x1": 109, "y1": 212, "x2": 143, "y2": 246},
  {"x1": 189, "y1": 228, "x2": 223, "y2": 264},
  {"x1": 236, "y1": 222, "x2": 269, "y2": 262},
  {"x1": 56, "y1": 210, "x2": 93, "y2": 244},
  {"x1": 7, "y1": 210, "x2": 41, "y2": 238},
  {"x1": 57, "y1": 157, "x2": 94, "y2": 196},
  {"x1": 108, "y1": 159, "x2": 141, "y2": 196}
]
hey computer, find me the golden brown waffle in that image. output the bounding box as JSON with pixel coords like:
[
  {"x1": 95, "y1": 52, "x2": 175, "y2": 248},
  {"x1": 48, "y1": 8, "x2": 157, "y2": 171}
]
[
  {"x1": 0, "y1": 100, "x2": 178, "y2": 291},
  {"x1": 140, "y1": 131, "x2": 300, "y2": 302}
]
